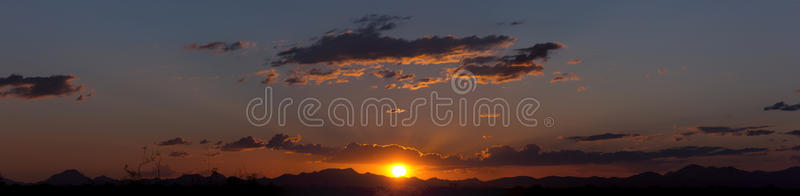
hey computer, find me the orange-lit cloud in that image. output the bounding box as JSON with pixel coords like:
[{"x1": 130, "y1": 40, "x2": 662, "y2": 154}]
[
  {"x1": 479, "y1": 113, "x2": 501, "y2": 118},
  {"x1": 283, "y1": 67, "x2": 365, "y2": 85},
  {"x1": 549, "y1": 72, "x2": 580, "y2": 83},
  {"x1": 386, "y1": 108, "x2": 406, "y2": 113},
  {"x1": 254, "y1": 69, "x2": 280, "y2": 84},
  {"x1": 567, "y1": 59, "x2": 582, "y2": 64},
  {"x1": 371, "y1": 69, "x2": 414, "y2": 81},
  {"x1": 399, "y1": 77, "x2": 444, "y2": 90}
]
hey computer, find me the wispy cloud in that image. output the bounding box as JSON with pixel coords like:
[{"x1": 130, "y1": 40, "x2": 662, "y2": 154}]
[
  {"x1": 157, "y1": 137, "x2": 191, "y2": 146},
  {"x1": 763, "y1": 101, "x2": 800, "y2": 111},
  {"x1": 182, "y1": 41, "x2": 254, "y2": 54},
  {"x1": 562, "y1": 133, "x2": 640, "y2": 142}
]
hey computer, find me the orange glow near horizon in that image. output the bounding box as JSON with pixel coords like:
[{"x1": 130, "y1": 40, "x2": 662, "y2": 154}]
[{"x1": 390, "y1": 164, "x2": 408, "y2": 177}]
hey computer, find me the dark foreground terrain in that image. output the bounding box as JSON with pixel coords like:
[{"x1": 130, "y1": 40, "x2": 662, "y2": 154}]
[
  {"x1": 2, "y1": 165, "x2": 800, "y2": 195},
  {"x1": 2, "y1": 185, "x2": 800, "y2": 196}
]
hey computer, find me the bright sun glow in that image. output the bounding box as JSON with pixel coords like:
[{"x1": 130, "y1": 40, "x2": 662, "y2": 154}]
[{"x1": 391, "y1": 165, "x2": 407, "y2": 177}]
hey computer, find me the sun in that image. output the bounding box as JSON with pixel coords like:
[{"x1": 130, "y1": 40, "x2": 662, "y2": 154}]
[{"x1": 391, "y1": 165, "x2": 407, "y2": 177}]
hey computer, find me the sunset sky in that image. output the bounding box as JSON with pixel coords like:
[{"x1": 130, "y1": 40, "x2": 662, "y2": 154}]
[{"x1": 2, "y1": 1, "x2": 800, "y2": 182}]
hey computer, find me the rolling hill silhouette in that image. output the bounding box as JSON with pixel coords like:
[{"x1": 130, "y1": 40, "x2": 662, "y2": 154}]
[{"x1": 2, "y1": 164, "x2": 799, "y2": 189}]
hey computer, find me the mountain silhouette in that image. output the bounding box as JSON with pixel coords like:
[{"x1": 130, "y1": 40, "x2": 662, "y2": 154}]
[
  {"x1": 41, "y1": 169, "x2": 92, "y2": 186},
  {"x1": 6, "y1": 165, "x2": 800, "y2": 188}
]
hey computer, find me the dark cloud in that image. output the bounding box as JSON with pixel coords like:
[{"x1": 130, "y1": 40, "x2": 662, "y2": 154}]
[
  {"x1": 450, "y1": 42, "x2": 566, "y2": 84},
  {"x1": 265, "y1": 134, "x2": 337, "y2": 155},
  {"x1": 168, "y1": 151, "x2": 190, "y2": 158},
  {"x1": 157, "y1": 137, "x2": 191, "y2": 146},
  {"x1": 474, "y1": 145, "x2": 768, "y2": 167},
  {"x1": 271, "y1": 14, "x2": 516, "y2": 66},
  {"x1": 785, "y1": 130, "x2": 800, "y2": 137},
  {"x1": 220, "y1": 136, "x2": 265, "y2": 152},
  {"x1": 244, "y1": 134, "x2": 769, "y2": 168},
  {"x1": 775, "y1": 145, "x2": 800, "y2": 152},
  {"x1": 352, "y1": 14, "x2": 412, "y2": 33},
  {"x1": 564, "y1": 133, "x2": 640, "y2": 142},
  {"x1": 199, "y1": 139, "x2": 210, "y2": 144},
  {"x1": 682, "y1": 126, "x2": 775, "y2": 136},
  {"x1": 0, "y1": 74, "x2": 84, "y2": 100},
  {"x1": 745, "y1": 130, "x2": 775, "y2": 136},
  {"x1": 763, "y1": 101, "x2": 800, "y2": 111},
  {"x1": 182, "y1": 41, "x2": 254, "y2": 54}
]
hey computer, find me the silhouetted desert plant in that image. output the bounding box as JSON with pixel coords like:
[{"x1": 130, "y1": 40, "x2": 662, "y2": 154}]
[{"x1": 123, "y1": 146, "x2": 162, "y2": 180}]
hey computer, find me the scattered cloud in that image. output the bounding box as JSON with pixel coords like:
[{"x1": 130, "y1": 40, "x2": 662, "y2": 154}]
[
  {"x1": 182, "y1": 41, "x2": 254, "y2": 54},
  {"x1": 221, "y1": 136, "x2": 265, "y2": 152},
  {"x1": 265, "y1": 134, "x2": 337, "y2": 155},
  {"x1": 577, "y1": 86, "x2": 589, "y2": 92},
  {"x1": 449, "y1": 42, "x2": 566, "y2": 84},
  {"x1": 157, "y1": 137, "x2": 191, "y2": 146},
  {"x1": 563, "y1": 133, "x2": 641, "y2": 142},
  {"x1": 657, "y1": 68, "x2": 668, "y2": 74},
  {"x1": 680, "y1": 126, "x2": 775, "y2": 137},
  {"x1": 168, "y1": 151, "x2": 190, "y2": 158},
  {"x1": 567, "y1": 59, "x2": 582, "y2": 65},
  {"x1": 473, "y1": 145, "x2": 767, "y2": 167},
  {"x1": 549, "y1": 72, "x2": 580, "y2": 83},
  {"x1": 235, "y1": 134, "x2": 769, "y2": 168},
  {"x1": 775, "y1": 145, "x2": 800, "y2": 152},
  {"x1": 0, "y1": 74, "x2": 85, "y2": 100},
  {"x1": 763, "y1": 101, "x2": 800, "y2": 111}
]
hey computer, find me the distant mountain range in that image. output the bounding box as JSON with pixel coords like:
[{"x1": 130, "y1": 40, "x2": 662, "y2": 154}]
[{"x1": 3, "y1": 165, "x2": 800, "y2": 188}]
